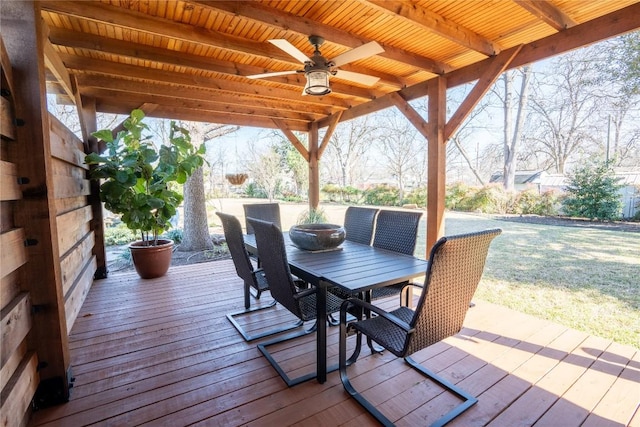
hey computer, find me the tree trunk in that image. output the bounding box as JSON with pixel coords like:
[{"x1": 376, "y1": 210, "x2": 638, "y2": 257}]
[
  {"x1": 178, "y1": 166, "x2": 213, "y2": 251},
  {"x1": 503, "y1": 67, "x2": 532, "y2": 191},
  {"x1": 503, "y1": 72, "x2": 514, "y2": 191}
]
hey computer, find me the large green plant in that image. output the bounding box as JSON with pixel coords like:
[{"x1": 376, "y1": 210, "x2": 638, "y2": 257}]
[{"x1": 85, "y1": 110, "x2": 206, "y2": 245}]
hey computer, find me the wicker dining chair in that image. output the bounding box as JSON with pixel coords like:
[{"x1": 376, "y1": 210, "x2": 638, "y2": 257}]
[
  {"x1": 243, "y1": 202, "x2": 281, "y2": 235},
  {"x1": 248, "y1": 217, "x2": 345, "y2": 386},
  {"x1": 338, "y1": 228, "x2": 502, "y2": 427},
  {"x1": 370, "y1": 209, "x2": 423, "y2": 302},
  {"x1": 344, "y1": 206, "x2": 379, "y2": 245},
  {"x1": 216, "y1": 212, "x2": 302, "y2": 342}
]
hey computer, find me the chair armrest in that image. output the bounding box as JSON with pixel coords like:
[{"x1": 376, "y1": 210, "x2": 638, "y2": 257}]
[
  {"x1": 340, "y1": 298, "x2": 414, "y2": 333},
  {"x1": 293, "y1": 287, "x2": 317, "y2": 300},
  {"x1": 403, "y1": 281, "x2": 423, "y2": 290}
]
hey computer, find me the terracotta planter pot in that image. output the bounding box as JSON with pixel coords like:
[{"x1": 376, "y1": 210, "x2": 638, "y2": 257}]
[{"x1": 128, "y1": 239, "x2": 174, "y2": 279}]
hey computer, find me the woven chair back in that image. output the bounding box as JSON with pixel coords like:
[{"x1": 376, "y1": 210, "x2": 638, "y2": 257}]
[
  {"x1": 344, "y1": 207, "x2": 379, "y2": 245},
  {"x1": 216, "y1": 212, "x2": 255, "y2": 287},
  {"x1": 406, "y1": 228, "x2": 502, "y2": 355},
  {"x1": 244, "y1": 203, "x2": 281, "y2": 235},
  {"x1": 247, "y1": 218, "x2": 303, "y2": 319},
  {"x1": 372, "y1": 210, "x2": 423, "y2": 255}
]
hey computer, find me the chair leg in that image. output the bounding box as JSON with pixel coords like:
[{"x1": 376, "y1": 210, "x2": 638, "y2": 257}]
[
  {"x1": 363, "y1": 291, "x2": 384, "y2": 354},
  {"x1": 339, "y1": 350, "x2": 477, "y2": 427},
  {"x1": 257, "y1": 326, "x2": 340, "y2": 387},
  {"x1": 328, "y1": 312, "x2": 341, "y2": 326},
  {"x1": 404, "y1": 356, "x2": 477, "y2": 427},
  {"x1": 226, "y1": 301, "x2": 303, "y2": 342},
  {"x1": 340, "y1": 321, "x2": 390, "y2": 425}
]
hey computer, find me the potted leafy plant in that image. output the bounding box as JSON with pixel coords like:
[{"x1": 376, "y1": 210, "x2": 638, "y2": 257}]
[{"x1": 85, "y1": 109, "x2": 206, "y2": 278}]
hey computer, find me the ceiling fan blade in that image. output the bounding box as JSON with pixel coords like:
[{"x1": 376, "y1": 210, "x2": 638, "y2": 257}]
[
  {"x1": 334, "y1": 70, "x2": 379, "y2": 86},
  {"x1": 331, "y1": 41, "x2": 384, "y2": 67},
  {"x1": 247, "y1": 70, "x2": 298, "y2": 79},
  {"x1": 269, "y1": 39, "x2": 311, "y2": 64}
]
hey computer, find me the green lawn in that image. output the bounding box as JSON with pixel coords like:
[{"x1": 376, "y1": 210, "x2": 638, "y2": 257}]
[
  {"x1": 211, "y1": 200, "x2": 639, "y2": 348},
  {"x1": 437, "y1": 212, "x2": 639, "y2": 348}
]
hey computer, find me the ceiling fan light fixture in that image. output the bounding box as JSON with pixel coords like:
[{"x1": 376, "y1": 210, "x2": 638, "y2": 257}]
[{"x1": 305, "y1": 70, "x2": 331, "y2": 96}]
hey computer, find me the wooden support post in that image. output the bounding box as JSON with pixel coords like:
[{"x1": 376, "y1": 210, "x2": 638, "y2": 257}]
[
  {"x1": 75, "y1": 93, "x2": 107, "y2": 278},
  {"x1": 308, "y1": 122, "x2": 320, "y2": 210},
  {"x1": 1, "y1": 0, "x2": 71, "y2": 399},
  {"x1": 426, "y1": 77, "x2": 447, "y2": 252}
]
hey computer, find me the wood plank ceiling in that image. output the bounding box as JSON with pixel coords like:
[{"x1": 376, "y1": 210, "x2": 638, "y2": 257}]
[{"x1": 41, "y1": 0, "x2": 640, "y2": 133}]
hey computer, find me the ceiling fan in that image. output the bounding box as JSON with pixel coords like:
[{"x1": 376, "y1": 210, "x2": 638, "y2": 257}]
[{"x1": 247, "y1": 35, "x2": 384, "y2": 96}]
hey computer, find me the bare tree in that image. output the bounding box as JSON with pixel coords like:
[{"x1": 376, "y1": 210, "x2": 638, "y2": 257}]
[
  {"x1": 323, "y1": 116, "x2": 377, "y2": 187},
  {"x1": 376, "y1": 111, "x2": 421, "y2": 202},
  {"x1": 592, "y1": 34, "x2": 640, "y2": 167},
  {"x1": 493, "y1": 66, "x2": 533, "y2": 190},
  {"x1": 444, "y1": 85, "x2": 498, "y2": 186},
  {"x1": 244, "y1": 142, "x2": 283, "y2": 201},
  {"x1": 527, "y1": 52, "x2": 599, "y2": 173},
  {"x1": 600, "y1": 98, "x2": 640, "y2": 167}
]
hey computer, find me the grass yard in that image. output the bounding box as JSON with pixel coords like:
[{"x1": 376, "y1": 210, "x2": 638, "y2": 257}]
[
  {"x1": 439, "y1": 211, "x2": 639, "y2": 348},
  {"x1": 154, "y1": 198, "x2": 640, "y2": 348}
]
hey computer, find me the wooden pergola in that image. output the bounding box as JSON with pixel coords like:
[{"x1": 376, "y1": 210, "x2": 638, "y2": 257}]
[
  {"x1": 33, "y1": 0, "x2": 640, "y2": 251},
  {"x1": 1, "y1": 1, "x2": 639, "y2": 425}
]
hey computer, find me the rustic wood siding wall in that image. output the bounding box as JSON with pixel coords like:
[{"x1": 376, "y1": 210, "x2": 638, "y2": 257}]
[
  {"x1": 48, "y1": 115, "x2": 96, "y2": 331},
  {"x1": 2, "y1": 16, "x2": 97, "y2": 423},
  {"x1": 1, "y1": 41, "x2": 39, "y2": 427}
]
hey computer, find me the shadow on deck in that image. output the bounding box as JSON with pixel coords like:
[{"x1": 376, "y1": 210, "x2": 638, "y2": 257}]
[{"x1": 29, "y1": 260, "x2": 639, "y2": 426}]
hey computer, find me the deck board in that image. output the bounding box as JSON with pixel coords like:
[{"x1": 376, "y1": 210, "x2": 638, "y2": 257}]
[{"x1": 28, "y1": 260, "x2": 639, "y2": 427}]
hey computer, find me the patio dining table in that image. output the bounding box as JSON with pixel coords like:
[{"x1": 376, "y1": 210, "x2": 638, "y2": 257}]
[{"x1": 244, "y1": 233, "x2": 429, "y2": 384}]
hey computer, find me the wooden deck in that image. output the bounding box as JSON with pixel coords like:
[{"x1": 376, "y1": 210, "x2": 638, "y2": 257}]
[{"x1": 29, "y1": 260, "x2": 639, "y2": 427}]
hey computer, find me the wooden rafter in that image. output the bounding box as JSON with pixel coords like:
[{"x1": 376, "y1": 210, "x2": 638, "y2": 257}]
[
  {"x1": 60, "y1": 55, "x2": 360, "y2": 107},
  {"x1": 51, "y1": 33, "x2": 381, "y2": 101},
  {"x1": 43, "y1": 39, "x2": 74, "y2": 100},
  {"x1": 41, "y1": 1, "x2": 298, "y2": 65},
  {"x1": 195, "y1": 0, "x2": 448, "y2": 77},
  {"x1": 514, "y1": 0, "x2": 578, "y2": 31},
  {"x1": 318, "y1": 2, "x2": 640, "y2": 130},
  {"x1": 73, "y1": 81, "x2": 95, "y2": 149},
  {"x1": 450, "y1": 2, "x2": 640, "y2": 86},
  {"x1": 366, "y1": 0, "x2": 499, "y2": 57}
]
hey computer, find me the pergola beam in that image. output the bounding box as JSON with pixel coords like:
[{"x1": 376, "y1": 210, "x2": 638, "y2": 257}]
[
  {"x1": 318, "y1": 111, "x2": 343, "y2": 158},
  {"x1": 317, "y1": 2, "x2": 640, "y2": 131},
  {"x1": 513, "y1": 0, "x2": 578, "y2": 31},
  {"x1": 195, "y1": 0, "x2": 448, "y2": 78},
  {"x1": 61, "y1": 55, "x2": 356, "y2": 108},
  {"x1": 74, "y1": 93, "x2": 107, "y2": 278},
  {"x1": 273, "y1": 118, "x2": 310, "y2": 161},
  {"x1": 51, "y1": 31, "x2": 380, "y2": 101},
  {"x1": 366, "y1": 0, "x2": 499, "y2": 57},
  {"x1": 445, "y1": 45, "x2": 523, "y2": 140},
  {"x1": 389, "y1": 92, "x2": 429, "y2": 140},
  {"x1": 43, "y1": 39, "x2": 74, "y2": 101},
  {"x1": 41, "y1": 1, "x2": 299, "y2": 65},
  {"x1": 426, "y1": 77, "x2": 447, "y2": 252}
]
